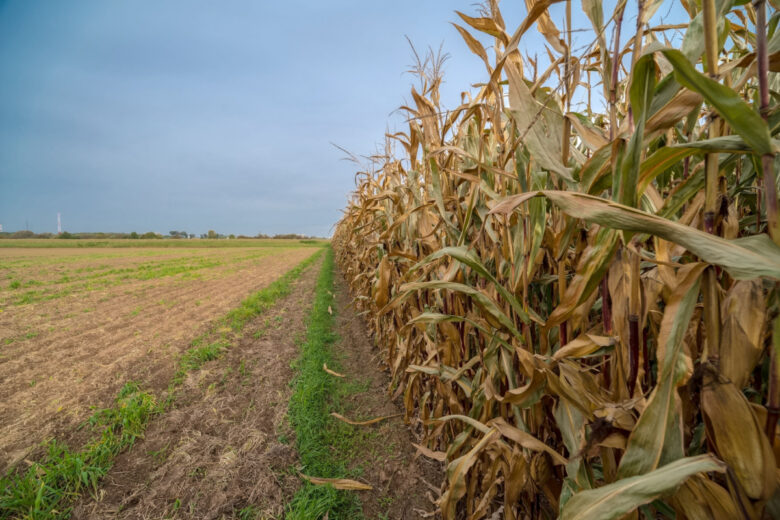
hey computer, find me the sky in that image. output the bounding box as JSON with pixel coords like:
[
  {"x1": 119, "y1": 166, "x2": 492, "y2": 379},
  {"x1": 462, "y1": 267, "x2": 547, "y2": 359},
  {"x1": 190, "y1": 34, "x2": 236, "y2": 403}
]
[{"x1": 0, "y1": 1, "x2": 680, "y2": 237}]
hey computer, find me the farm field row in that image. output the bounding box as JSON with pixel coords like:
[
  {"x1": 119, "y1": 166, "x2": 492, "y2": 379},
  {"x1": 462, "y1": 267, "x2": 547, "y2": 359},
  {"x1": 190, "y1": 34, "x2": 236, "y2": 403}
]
[
  {"x1": 0, "y1": 246, "x2": 302, "y2": 306},
  {"x1": 0, "y1": 238, "x2": 325, "y2": 249},
  {"x1": 0, "y1": 244, "x2": 322, "y2": 472}
]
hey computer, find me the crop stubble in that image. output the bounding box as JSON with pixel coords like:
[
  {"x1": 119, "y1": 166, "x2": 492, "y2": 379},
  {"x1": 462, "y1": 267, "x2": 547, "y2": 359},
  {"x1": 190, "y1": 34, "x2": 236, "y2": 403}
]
[{"x1": 0, "y1": 246, "x2": 317, "y2": 471}]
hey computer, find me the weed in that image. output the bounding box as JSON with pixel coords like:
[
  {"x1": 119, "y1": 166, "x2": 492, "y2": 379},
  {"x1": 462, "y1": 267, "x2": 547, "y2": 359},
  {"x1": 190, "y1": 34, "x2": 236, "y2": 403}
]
[
  {"x1": 173, "y1": 340, "x2": 228, "y2": 384},
  {"x1": 188, "y1": 467, "x2": 206, "y2": 480},
  {"x1": 286, "y1": 248, "x2": 363, "y2": 519},
  {"x1": 237, "y1": 505, "x2": 259, "y2": 520},
  {"x1": 0, "y1": 382, "x2": 159, "y2": 518},
  {"x1": 148, "y1": 441, "x2": 171, "y2": 464}
]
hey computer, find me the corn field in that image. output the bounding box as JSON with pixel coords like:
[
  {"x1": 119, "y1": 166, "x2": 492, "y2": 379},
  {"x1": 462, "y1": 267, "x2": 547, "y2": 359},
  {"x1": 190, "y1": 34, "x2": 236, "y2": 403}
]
[{"x1": 333, "y1": 0, "x2": 780, "y2": 518}]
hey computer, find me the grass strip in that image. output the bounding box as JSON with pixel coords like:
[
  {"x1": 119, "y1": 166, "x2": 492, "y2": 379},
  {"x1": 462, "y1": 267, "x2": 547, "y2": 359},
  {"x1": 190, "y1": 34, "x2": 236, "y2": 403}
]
[
  {"x1": 287, "y1": 247, "x2": 365, "y2": 519},
  {"x1": 0, "y1": 249, "x2": 324, "y2": 519},
  {"x1": 0, "y1": 382, "x2": 158, "y2": 519}
]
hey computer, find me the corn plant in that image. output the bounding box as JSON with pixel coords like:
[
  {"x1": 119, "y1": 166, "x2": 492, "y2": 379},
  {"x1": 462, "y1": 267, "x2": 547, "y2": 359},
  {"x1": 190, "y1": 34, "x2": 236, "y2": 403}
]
[{"x1": 334, "y1": 0, "x2": 780, "y2": 518}]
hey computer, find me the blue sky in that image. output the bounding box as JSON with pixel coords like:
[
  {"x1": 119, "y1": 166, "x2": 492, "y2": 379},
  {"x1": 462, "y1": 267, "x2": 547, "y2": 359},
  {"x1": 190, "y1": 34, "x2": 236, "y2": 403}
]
[{"x1": 0, "y1": 1, "x2": 678, "y2": 236}]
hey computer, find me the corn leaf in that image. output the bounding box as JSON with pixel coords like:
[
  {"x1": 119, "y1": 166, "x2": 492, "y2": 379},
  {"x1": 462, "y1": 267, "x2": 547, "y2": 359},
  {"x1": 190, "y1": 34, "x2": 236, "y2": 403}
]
[{"x1": 560, "y1": 455, "x2": 726, "y2": 520}]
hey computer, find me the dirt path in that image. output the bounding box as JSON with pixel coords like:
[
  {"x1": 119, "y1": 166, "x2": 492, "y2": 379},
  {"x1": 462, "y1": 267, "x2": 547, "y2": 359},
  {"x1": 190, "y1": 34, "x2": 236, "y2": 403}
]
[{"x1": 329, "y1": 272, "x2": 443, "y2": 519}]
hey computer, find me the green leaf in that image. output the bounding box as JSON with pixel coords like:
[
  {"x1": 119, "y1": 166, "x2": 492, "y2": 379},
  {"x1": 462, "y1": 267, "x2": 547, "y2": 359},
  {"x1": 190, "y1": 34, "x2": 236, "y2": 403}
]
[
  {"x1": 669, "y1": 135, "x2": 766, "y2": 152},
  {"x1": 560, "y1": 455, "x2": 726, "y2": 520},
  {"x1": 620, "y1": 52, "x2": 657, "y2": 207},
  {"x1": 638, "y1": 146, "x2": 693, "y2": 196},
  {"x1": 490, "y1": 190, "x2": 780, "y2": 280},
  {"x1": 555, "y1": 398, "x2": 592, "y2": 512},
  {"x1": 680, "y1": 0, "x2": 734, "y2": 62},
  {"x1": 659, "y1": 48, "x2": 772, "y2": 155}
]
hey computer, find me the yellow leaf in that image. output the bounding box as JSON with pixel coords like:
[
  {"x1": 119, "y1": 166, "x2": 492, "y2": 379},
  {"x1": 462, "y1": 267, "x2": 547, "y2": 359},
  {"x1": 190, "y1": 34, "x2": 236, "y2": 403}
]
[
  {"x1": 330, "y1": 412, "x2": 401, "y2": 426},
  {"x1": 322, "y1": 363, "x2": 345, "y2": 378},
  {"x1": 298, "y1": 473, "x2": 372, "y2": 490}
]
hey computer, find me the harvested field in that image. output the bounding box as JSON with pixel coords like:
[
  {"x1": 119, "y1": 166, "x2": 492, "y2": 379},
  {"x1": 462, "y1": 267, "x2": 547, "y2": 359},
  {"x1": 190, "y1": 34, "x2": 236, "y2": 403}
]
[
  {"x1": 0, "y1": 244, "x2": 320, "y2": 472},
  {"x1": 71, "y1": 254, "x2": 324, "y2": 519}
]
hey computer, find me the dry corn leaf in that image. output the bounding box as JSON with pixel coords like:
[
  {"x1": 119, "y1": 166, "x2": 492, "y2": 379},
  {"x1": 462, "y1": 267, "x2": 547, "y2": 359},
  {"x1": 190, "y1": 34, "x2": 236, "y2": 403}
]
[
  {"x1": 718, "y1": 280, "x2": 766, "y2": 388},
  {"x1": 701, "y1": 379, "x2": 776, "y2": 500},
  {"x1": 298, "y1": 474, "x2": 373, "y2": 491},
  {"x1": 330, "y1": 412, "x2": 401, "y2": 426},
  {"x1": 322, "y1": 363, "x2": 345, "y2": 378},
  {"x1": 669, "y1": 475, "x2": 739, "y2": 520},
  {"x1": 440, "y1": 429, "x2": 499, "y2": 518},
  {"x1": 412, "y1": 443, "x2": 447, "y2": 462}
]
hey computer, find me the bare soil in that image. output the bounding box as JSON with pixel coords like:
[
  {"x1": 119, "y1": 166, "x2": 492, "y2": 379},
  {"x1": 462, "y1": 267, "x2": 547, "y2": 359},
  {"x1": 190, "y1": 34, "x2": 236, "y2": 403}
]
[
  {"x1": 0, "y1": 247, "x2": 315, "y2": 471},
  {"x1": 329, "y1": 272, "x2": 443, "y2": 519}
]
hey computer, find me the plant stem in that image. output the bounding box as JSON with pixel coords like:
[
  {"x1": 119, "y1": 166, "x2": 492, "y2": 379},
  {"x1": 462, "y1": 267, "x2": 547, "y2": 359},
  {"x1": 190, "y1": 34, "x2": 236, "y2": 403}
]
[
  {"x1": 700, "y1": 0, "x2": 722, "y2": 366},
  {"x1": 609, "y1": 2, "x2": 626, "y2": 138},
  {"x1": 754, "y1": 0, "x2": 780, "y2": 443}
]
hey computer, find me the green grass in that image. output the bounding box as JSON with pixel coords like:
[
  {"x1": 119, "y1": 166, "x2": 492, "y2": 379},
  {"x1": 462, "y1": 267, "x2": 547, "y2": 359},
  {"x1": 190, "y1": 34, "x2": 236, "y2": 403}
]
[
  {"x1": 236, "y1": 505, "x2": 260, "y2": 520},
  {"x1": 171, "y1": 340, "x2": 230, "y2": 385},
  {"x1": 286, "y1": 247, "x2": 365, "y2": 520},
  {"x1": 0, "y1": 382, "x2": 159, "y2": 519}
]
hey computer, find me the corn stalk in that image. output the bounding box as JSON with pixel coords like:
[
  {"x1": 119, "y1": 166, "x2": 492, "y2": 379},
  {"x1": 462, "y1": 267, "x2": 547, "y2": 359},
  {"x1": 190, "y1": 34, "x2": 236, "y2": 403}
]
[{"x1": 334, "y1": 1, "x2": 780, "y2": 518}]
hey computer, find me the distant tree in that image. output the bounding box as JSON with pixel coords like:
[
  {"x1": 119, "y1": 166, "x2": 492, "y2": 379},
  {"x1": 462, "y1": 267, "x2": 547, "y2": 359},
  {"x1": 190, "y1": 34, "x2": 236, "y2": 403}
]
[
  {"x1": 228, "y1": 234, "x2": 236, "y2": 239},
  {"x1": 141, "y1": 231, "x2": 161, "y2": 239},
  {"x1": 57, "y1": 231, "x2": 77, "y2": 239},
  {"x1": 11, "y1": 230, "x2": 35, "y2": 238},
  {"x1": 129, "y1": 231, "x2": 139, "y2": 239},
  {"x1": 207, "y1": 230, "x2": 218, "y2": 239},
  {"x1": 273, "y1": 233, "x2": 306, "y2": 239},
  {"x1": 169, "y1": 230, "x2": 180, "y2": 238},
  {"x1": 188, "y1": 233, "x2": 195, "y2": 239}
]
